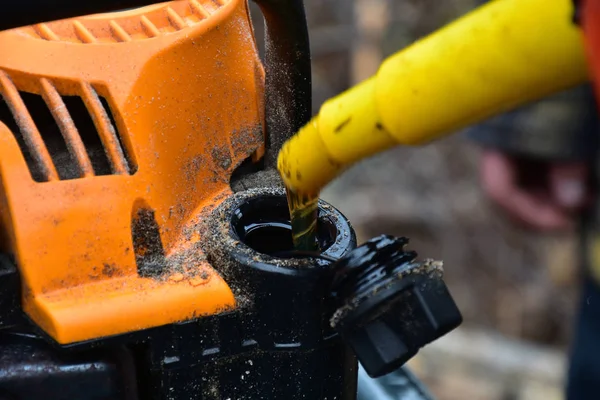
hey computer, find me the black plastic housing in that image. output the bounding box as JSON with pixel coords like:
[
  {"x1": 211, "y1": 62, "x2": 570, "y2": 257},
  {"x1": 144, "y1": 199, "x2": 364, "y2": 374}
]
[
  {"x1": 0, "y1": 255, "x2": 23, "y2": 330},
  {"x1": 0, "y1": 191, "x2": 447, "y2": 399},
  {"x1": 200, "y1": 188, "x2": 359, "y2": 399},
  {"x1": 0, "y1": 333, "x2": 138, "y2": 400},
  {"x1": 331, "y1": 235, "x2": 463, "y2": 378}
]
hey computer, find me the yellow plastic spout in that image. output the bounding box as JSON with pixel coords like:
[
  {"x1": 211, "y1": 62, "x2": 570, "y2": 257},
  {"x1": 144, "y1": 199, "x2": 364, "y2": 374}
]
[{"x1": 277, "y1": 0, "x2": 589, "y2": 196}]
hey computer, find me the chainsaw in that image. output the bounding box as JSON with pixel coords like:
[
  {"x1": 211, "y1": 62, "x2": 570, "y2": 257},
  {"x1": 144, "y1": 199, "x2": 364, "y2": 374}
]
[{"x1": 0, "y1": 1, "x2": 462, "y2": 398}]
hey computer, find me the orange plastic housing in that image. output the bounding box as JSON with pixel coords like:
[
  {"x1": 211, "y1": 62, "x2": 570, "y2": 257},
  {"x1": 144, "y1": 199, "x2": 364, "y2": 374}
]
[{"x1": 0, "y1": 0, "x2": 265, "y2": 344}]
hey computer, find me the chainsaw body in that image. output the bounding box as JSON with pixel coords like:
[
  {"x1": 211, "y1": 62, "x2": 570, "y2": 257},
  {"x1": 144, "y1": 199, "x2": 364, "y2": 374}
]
[
  {"x1": 0, "y1": 2, "x2": 362, "y2": 398},
  {"x1": 0, "y1": 1, "x2": 460, "y2": 399}
]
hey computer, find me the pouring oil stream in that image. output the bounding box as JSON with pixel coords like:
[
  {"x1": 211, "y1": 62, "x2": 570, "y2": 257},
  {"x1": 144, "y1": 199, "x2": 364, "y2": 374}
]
[{"x1": 285, "y1": 188, "x2": 319, "y2": 251}]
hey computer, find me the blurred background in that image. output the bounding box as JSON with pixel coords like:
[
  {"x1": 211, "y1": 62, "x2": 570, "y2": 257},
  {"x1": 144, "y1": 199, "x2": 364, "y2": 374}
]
[{"x1": 253, "y1": 1, "x2": 579, "y2": 399}]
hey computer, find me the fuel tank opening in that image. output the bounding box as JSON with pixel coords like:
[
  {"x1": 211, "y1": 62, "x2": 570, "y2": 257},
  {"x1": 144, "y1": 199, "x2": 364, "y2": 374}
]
[
  {"x1": 201, "y1": 188, "x2": 355, "y2": 274},
  {"x1": 230, "y1": 194, "x2": 337, "y2": 257}
]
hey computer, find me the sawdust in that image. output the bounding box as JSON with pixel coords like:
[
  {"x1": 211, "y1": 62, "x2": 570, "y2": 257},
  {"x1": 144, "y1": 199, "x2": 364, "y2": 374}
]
[
  {"x1": 102, "y1": 263, "x2": 124, "y2": 278},
  {"x1": 132, "y1": 207, "x2": 166, "y2": 277},
  {"x1": 164, "y1": 242, "x2": 210, "y2": 280},
  {"x1": 211, "y1": 145, "x2": 232, "y2": 171},
  {"x1": 230, "y1": 168, "x2": 283, "y2": 192},
  {"x1": 183, "y1": 154, "x2": 206, "y2": 185},
  {"x1": 230, "y1": 125, "x2": 263, "y2": 158},
  {"x1": 261, "y1": 34, "x2": 311, "y2": 170},
  {"x1": 329, "y1": 259, "x2": 445, "y2": 328}
]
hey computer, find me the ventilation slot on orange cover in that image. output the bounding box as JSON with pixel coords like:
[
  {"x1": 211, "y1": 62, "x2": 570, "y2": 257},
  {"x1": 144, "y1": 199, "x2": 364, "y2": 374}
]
[{"x1": 0, "y1": 77, "x2": 136, "y2": 181}]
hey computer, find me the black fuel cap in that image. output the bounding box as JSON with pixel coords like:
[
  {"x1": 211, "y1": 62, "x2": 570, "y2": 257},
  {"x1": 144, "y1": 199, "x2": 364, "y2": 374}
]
[{"x1": 330, "y1": 235, "x2": 462, "y2": 378}]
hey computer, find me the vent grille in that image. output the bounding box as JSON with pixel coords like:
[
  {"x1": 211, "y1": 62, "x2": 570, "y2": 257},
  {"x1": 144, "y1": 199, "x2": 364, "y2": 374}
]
[
  {"x1": 23, "y1": 0, "x2": 228, "y2": 44},
  {"x1": 0, "y1": 72, "x2": 136, "y2": 182}
]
